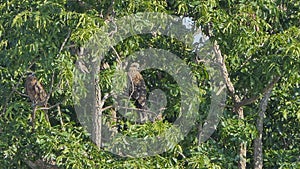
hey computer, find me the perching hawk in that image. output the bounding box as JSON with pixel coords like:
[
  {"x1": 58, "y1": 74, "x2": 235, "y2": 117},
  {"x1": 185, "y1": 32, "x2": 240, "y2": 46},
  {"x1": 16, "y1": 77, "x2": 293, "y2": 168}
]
[
  {"x1": 127, "y1": 63, "x2": 148, "y2": 122},
  {"x1": 128, "y1": 63, "x2": 147, "y2": 110},
  {"x1": 25, "y1": 72, "x2": 49, "y2": 129},
  {"x1": 25, "y1": 72, "x2": 47, "y2": 106}
]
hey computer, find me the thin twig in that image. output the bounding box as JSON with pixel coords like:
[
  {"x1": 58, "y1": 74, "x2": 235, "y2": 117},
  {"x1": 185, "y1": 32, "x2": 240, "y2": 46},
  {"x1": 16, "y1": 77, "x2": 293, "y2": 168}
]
[
  {"x1": 45, "y1": 71, "x2": 56, "y2": 105},
  {"x1": 13, "y1": 90, "x2": 29, "y2": 97},
  {"x1": 110, "y1": 45, "x2": 121, "y2": 64},
  {"x1": 56, "y1": 29, "x2": 71, "y2": 58},
  {"x1": 117, "y1": 106, "x2": 158, "y2": 116},
  {"x1": 128, "y1": 75, "x2": 135, "y2": 99},
  {"x1": 57, "y1": 105, "x2": 64, "y2": 130},
  {"x1": 98, "y1": 105, "x2": 113, "y2": 112},
  {"x1": 37, "y1": 102, "x2": 63, "y2": 111},
  {"x1": 104, "y1": 0, "x2": 115, "y2": 21}
]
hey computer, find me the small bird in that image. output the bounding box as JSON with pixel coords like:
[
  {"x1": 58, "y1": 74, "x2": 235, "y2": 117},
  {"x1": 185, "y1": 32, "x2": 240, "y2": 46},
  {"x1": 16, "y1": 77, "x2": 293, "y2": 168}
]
[{"x1": 25, "y1": 72, "x2": 47, "y2": 106}]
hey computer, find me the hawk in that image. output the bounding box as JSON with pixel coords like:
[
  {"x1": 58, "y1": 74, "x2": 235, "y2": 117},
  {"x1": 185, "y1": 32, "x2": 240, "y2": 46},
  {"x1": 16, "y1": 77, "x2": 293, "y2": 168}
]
[
  {"x1": 128, "y1": 63, "x2": 147, "y2": 109},
  {"x1": 128, "y1": 63, "x2": 147, "y2": 110},
  {"x1": 25, "y1": 72, "x2": 47, "y2": 106},
  {"x1": 127, "y1": 63, "x2": 149, "y2": 123},
  {"x1": 127, "y1": 63, "x2": 163, "y2": 122},
  {"x1": 25, "y1": 72, "x2": 49, "y2": 129}
]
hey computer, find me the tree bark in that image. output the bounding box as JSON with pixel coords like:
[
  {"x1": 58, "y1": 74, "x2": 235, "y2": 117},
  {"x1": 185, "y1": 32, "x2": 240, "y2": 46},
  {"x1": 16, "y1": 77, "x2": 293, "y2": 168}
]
[
  {"x1": 212, "y1": 41, "x2": 247, "y2": 169},
  {"x1": 236, "y1": 108, "x2": 247, "y2": 169},
  {"x1": 253, "y1": 77, "x2": 280, "y2": 168},
  {"x1": 91, "y1": 58, "x2": 102, "y2": 148},
  {"x1": 212, "y1": 40, "x2": 281, "y2": 169},
  {"x1": 92, "y1": 82, "x2": 102, "y2": 148}
]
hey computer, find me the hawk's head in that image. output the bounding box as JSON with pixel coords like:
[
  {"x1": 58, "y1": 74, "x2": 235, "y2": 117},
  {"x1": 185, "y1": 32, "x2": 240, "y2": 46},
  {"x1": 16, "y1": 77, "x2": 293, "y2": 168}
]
[
  {"x1": 26, "y1": 72, "x2": 37, "y2": 81},
  {"x1": 129, "y1": 62, "x2": 140, "y2": 72}
]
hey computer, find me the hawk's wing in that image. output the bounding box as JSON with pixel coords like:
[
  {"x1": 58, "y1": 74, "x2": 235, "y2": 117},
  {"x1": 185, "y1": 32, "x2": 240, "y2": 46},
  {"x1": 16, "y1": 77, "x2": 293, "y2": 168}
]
[
  {"x1": 34, "y1": 81, "x2": 47, "y2": 105},
  {"x1": 25, "y1": 75, "x2": 47, "y2": 106},
  {"x1": 128, "y1": 70, "x2": 147, "y2": 109}
]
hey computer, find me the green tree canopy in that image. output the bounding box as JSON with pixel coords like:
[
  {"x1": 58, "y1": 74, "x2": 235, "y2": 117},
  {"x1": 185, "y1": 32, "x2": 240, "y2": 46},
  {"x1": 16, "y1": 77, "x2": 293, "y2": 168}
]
[{"x1": 0, "y1": 0, "x2": 299, "y2": 168}]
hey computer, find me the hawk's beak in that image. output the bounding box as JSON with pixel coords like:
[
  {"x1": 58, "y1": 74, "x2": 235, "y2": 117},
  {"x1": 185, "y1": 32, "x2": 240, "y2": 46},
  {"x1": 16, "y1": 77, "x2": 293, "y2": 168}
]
[{"x1": 26, "y1": 72, "x2": 35, "y2": 77}]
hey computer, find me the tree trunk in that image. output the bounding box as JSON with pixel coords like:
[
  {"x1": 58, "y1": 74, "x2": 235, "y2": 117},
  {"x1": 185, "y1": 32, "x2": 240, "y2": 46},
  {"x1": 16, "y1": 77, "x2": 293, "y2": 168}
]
[
  {"x1": 238, "y1": 141, "x2": 247, "y2": 169},
  {"x1": 236, "y1": 107, "x2": 246, "y2": 169},
  {"x1": 207, "y1": 24, "x2": 280, "y2": 169},
  {"x1": 90, "y1": 58, "x2": 102, "y2": 148},
  {"x1": 253, "y1": 88, "x2": 273, "y2": 168},
  {"x1": 92, "y1": 81, "x2": 102, "y2": 148},
  {"x1": 212, "y1": 40, "x2": 247, "y2": 169}
]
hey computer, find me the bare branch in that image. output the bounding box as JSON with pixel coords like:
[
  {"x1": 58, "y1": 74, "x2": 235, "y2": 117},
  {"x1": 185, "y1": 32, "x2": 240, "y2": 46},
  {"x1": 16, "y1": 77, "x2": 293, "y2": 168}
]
[
  {"x1": 13, "y1": 90, "x2": 28, "y2": 98},
  {"x1": 110, "y1": 45, "x2": 121, "y2": 64},
  {"x1": 57, "y1": 105, "x2": 64, "y2": 130},
  {"x1": 236, "y1": 76, "x2": 280, "y2": 108},
  {"x1": 44, "y1": 71, "x2": 56, "y2": 105},
  {"x1": 254, "y1": 77, "x2": 277, "y2": 169},
  {"x1": 117, "y1": 106, "x2": 159, "y2": 116},
  {"x1": 37, "y1": 102, "x2": 62, "y2": 110},
  {"x1": 56, "y1": 29, "x2": 71, "y2": 58},
  {"x1": 236, "y1": 96, "x2": 259, "y2": 108},
  {"x1": 98, "y1": 105, "x2": 113, "y2": 112},
  {"x1": 213, "y1": 42, "x2": 247, "y2": 169},
  {"x1": 213, "y1": 41, "x2": 241, "y2": 105},
  {"x1": 102, "y1": 92, "x2": 112, "y2": 102},
  {"x1": 213, "y1": 40, "x2": 281, "y2": 109}
]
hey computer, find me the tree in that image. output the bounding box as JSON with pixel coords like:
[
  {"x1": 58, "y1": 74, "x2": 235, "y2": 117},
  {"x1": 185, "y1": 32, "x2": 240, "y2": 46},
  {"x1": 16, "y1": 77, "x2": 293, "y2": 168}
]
[{"x1": 0, "y1": 0, "x2": 299, "y2": 168}]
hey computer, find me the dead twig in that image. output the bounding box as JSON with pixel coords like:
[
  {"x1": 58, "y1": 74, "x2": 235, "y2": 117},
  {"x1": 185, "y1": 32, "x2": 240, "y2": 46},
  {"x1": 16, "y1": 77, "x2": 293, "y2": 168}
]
[
  {"x1": 56, "y1": 29, "x2": 71, "y2": 58},
  {"x1": 57, "y1": 105, "x2": 64, "y2": 130}
]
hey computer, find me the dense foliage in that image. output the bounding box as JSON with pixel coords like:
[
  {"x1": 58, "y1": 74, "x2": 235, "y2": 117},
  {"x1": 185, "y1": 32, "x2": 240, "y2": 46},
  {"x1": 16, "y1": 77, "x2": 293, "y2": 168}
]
[{"x1": 0, "y1": 0, "x2": 299, "y2": 168}]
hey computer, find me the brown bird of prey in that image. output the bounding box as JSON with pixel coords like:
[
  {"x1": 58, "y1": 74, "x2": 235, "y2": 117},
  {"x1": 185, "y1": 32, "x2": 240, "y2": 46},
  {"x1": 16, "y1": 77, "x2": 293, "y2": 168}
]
[
  {"x1": 25, "y1": 72, "x2": 47, "y2": 106},
  {"x1": 25, "y1": 72, "x2": 49, "y2": 129},
  {"x1": 127, "y1": 63, "x2": 148, "y2": 122},
  {"x1": 128, "y1": 63, "x2": 147, "y2": 109}
]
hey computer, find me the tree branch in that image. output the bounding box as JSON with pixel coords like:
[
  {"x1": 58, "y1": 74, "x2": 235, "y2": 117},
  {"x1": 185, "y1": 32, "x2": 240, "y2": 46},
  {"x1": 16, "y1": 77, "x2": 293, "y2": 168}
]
[
  {"x1": 253, "y1": 77, "x2": 278, "y2": 169},
  {"x1": 99, "y1": 105, "x2": 113, "y2": 112},
  {"x1": 213, "y1": 41, "x2": 241, "y2": 105},
  {"x1": 45, "y1": 71, "x2": 56, "y2": 105},
  {"x1": 236, "y1": 76, "x2": 281, "y2": 108},
  {"x1": 213, "y1": 40, "x2": 281, "y2": 109},
  {"x1": 212, "y1": 39, "x2": 246, "y2": 169},
  {"x1": 57, "y1": 105, "x2": 65, "y2": 130},
  {"x1": 56, "y1": 29, "x2": 71, "y2": 58}
]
